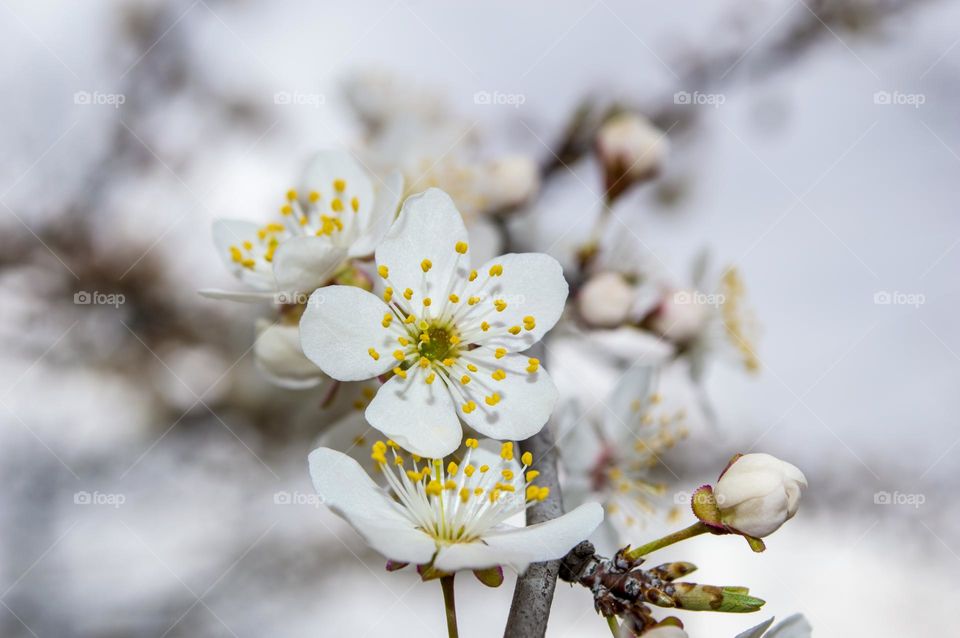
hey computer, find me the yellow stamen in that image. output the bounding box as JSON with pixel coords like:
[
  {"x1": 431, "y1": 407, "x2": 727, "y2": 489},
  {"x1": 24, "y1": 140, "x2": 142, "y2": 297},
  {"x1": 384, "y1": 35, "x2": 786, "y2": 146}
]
[
  {"x1": 421, "y1": 259, "x2": 432, "y2": 272},
  {"x1": 368, "y1": 348, "x2": 380, "y2": 360},
  {"x1": 455, "y1": 241, "x2": 468, "y2": 254}
]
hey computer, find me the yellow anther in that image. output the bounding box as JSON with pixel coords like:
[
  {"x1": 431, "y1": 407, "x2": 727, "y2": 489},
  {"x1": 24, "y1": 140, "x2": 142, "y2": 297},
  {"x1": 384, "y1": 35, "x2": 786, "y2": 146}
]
[
  {"x1": 404, "y1": 314, "x2": 416, "y2": 324},
  {"x1": 508, "y1": 326, "x2": 522, "y2": 335},
  {"x1": 420, "y1": 332, "x2": 430, "y2": 343},
  {"x1": 497, "y1": 483, "x2": 516, "y2": 493},
  {"x1": 468, "y1": 296, "x2": 480, "y2": 305},
  {"x1": 382, "y1": 313, "x2": 393, "y2": 327},
  {"x1": 241, "y1": 258, "x2": 256, "y2": 269},
  {"x1": 242, "y1": 240, "x2": 253, "y2": 250},
  {"x1": 526, "y1": 358, "x2": 540, "y2": 373},
  {"x1": 362, "y1": 387, "x2": 376, "y2": 399},
  {"x1": 394, "y1": 456, "x2": 404, "y2": 466},
  {"x1": 500, "y1": 442, "x2": 514, "y2": 460},
  {"x1": 469, "y1": 270, "x2": 478, "y2": 281},
  {"x1": 444, "y1": 480, "x2": 457, "y2": 490},
  {"x1": 491, "y1": 369, "x2": 506, "y2": 381},
  {"x1": 449, "y1": 294, "x2": 460, "y2": 303},
  {"x1": 447, "y1": 462, "x2": 459, "y2": 476},
  {"x1": 419, "y1": 319, "x2": 429, "y2": 330},
  {"x1": 455, "y1": 241, "x2": 468, "y2": 254},
  {"x1": 494, "y1": 348, "x2": 507, "y2": 359},
  {"x1": 308, "y1": 190, "x2": 320, "y2": 203},
  {"x1": 523, "y1": 316, "x2": 536, "y2": 330},
  {"x1": 462, "y1": 401, "x2": 477, "y2": 414},
  {"x1": 450, "y1": 335, "x2": 461, "y2": 345},
  {"x1": 353, "y1": 400, "x2": 365, "y2": 410},
  {"x1": 403, "y1": 288, "x2": 413, "y2": 300},
  {"x1": 371, "y1": 450, "x2": 386, "y2": 464},
  {"x1": 286, "y1": 189, "x2": 297, "y2": 201},
  {"x1": 465, "y1": 438, "x2": 479, "y2": 449},
  {"x1": 464, "y1": 465, "x2": 476, "y2": 477},
  {"x1": 489, "y1": 489, "x2": 500, "y2": 503},
  {"x1": 459, "y1": 487, "x2": 470, "y2": 502},
  {"x1": 489, "y1": 264, "x2": 503, "y2": 277},
  {"x1": 280, "y1": 204, "x2": 293, "y2": 215},
  {"x1": 329, "y1": 198, "x2": 345, "y2": 213},
  {"x1": 351, "y1": 196, "x2": 359, "y2": 212},
  {"x1": 537, "y1": 486, "x2": 550, "y2": 500},
  {"x1": 423, "y1": 297, "x2": 432, "y2": 307},
  {"x1": 425, "y1": 372, "x2": 436, "y2": 384},
  {"x1": 407, "y1": 469, "x2": 422, "y2": 481},
  {"x1": 501, "y1": 469, "x2": 514, "y2": 480},
  {"x1": 383, "y1": 287, "x2": 394, "y2": 302},
  {"x1": 398, "y1": 336, "x2": 409, "y2": 346},
  {"x1": 442, "y1": 358, "x2": 456, "y2": 366},
  {"x1": 521, "y1": 452, "x2": 533, "y2": 466},
  {"x1": 378, "y1": 265, "x2": 389, "y2": 279},
  {"x1": 485, "y1": 393, "x2": 500, "y2": 406},
  {"x1": 419, "y1": 357, "x2": 430, "y2": 368},
  {"x1": 298, "y1": 215, "x2": 309, "y2": 227},
  {"x1": 481, "y1": 321, "x2": 490, "y2": 332},
  {"x1": 425, "y1": 480, "x2": 443, "y2": 496},
  {"x1": 525, "y1": 470, "x2": 540, "y2": 481},
  {"x1": 525, "y1": 485, "x2": 539, "y2": 500},
  {"x1": 393, "y1": 350, "x2": 405, "y2": 360},
  {"x1": 368, "y1": 348, "x2": 380, "y2": 360},
  {"x1": 480, "y1": 464, "x2": 490, "y2": 472},
  {"x1": 474, "y1": 487, "x2": 484, "y2": 496},
  {"x1": 333, "y1": 178, "x2": 346, "y2": 192},
  {"x1": 393, "y1": 367, "x2": 407, "y2": 379},
  {"x1": 494, "y1": 299, "x2": 507, "y2": 312},
  {"x1": 460, "y1": 375, "x2": 471, "y2": 385},
  {"x1": 229, "y1": 246, "x2": 243, "y2": 262},
  {"x1": 421, "y1": 259, "x2": 432, "y2": 272},
  {"x1": 466, "y1": 363, "x2": 478, "y2": 372}
]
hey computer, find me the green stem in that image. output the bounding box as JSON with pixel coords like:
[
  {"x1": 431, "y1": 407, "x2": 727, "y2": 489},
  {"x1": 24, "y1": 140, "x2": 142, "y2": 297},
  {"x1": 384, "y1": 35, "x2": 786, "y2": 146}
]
[
  {"x1": 606, "y1": 615, "x2": 620, "y2": 636},
  {"x1": 440, "y1": 575, "x2": 459, "y2": 638},
  {"x1": 625, "y1": 521, "x2": 711, "y2": 561}
]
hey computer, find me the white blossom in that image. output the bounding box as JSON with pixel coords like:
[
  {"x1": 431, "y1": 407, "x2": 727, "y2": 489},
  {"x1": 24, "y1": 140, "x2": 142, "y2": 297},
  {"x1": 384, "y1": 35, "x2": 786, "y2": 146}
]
[
  {"x1": 299, "y1": 188, "x2": 567, "y2": 457},
  {"x1": 309, "y1": 439, "x2": 602, "y2": 573}
]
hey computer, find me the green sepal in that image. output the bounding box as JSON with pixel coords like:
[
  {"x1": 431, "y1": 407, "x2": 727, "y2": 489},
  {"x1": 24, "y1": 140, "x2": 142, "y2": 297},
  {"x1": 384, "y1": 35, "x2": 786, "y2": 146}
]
[{"x1": 473, "y1": 566, "x2": 504, "y2": 588}]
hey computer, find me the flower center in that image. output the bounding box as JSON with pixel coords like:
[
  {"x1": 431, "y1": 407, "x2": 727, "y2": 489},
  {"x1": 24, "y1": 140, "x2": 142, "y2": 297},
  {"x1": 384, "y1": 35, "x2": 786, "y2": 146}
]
[
  {"x1": 370, "y1": 439, "x2": 549, "y2": 545},
  {"x1": 417, "y1": 325, "x2": 458, "y2": 361}
]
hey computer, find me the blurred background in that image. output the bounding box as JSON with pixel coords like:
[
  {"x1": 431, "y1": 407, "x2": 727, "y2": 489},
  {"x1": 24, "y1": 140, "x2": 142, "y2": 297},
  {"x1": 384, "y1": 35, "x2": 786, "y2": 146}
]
[{"x1": 1, "y1": 0, "x2": 958, "y2": 636}]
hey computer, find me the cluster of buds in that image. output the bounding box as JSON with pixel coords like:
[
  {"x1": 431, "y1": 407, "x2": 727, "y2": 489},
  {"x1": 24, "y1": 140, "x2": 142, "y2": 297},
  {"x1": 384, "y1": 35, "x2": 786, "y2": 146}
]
[{"x1": 560, "y1": 542, "x2": 765, "y2": 635}]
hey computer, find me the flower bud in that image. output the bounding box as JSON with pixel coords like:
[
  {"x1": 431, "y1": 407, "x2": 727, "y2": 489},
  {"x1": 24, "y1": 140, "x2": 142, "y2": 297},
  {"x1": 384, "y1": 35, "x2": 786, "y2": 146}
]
[
  {"x1": 648, "y1": 289, "x2": 708, "y2": 344},
  {"x1": 714, "y1": 453, "x2": 807, "y2": 538},
  {"x1": 481, "y1": 155, "x2": 539, "y2": 212},
  {"x1": 596, "y1": 113, "x2": 668, "y2": 200},
  {"x1": 254, "y1": 320, "x2": 325, "y2": 389},
  {"x1": 577, "y1": 272, "x2": 634, "y2": 328}
]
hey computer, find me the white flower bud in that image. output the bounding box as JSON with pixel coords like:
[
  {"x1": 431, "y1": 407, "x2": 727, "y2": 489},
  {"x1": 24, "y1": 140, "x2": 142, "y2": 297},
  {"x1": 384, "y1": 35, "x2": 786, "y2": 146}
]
[
  {"x1": 714, "y1": 453, "x2": 807, "y2": 538},
  {"x1": 481, "y1": 154, "x2": 540, "y2": 212},
  {"x1": 596, "y1": 113, "x2": 668, "y2": 198},
  {"x1": 254, "y1": 320, "x2": 325, "y2": 389},
  {"x1": 577, "y1": 272, "x2": 634, "y2": 328},
  {"x1": 649, "y1": 289, "x2": 708, "y2": 343}
]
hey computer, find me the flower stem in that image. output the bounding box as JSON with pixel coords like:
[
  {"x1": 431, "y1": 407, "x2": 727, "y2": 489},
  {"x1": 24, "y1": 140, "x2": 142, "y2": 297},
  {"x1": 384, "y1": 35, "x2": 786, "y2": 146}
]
[
  {"x1": 625, "y1": 521, "x2": 711, "y2": 561},
  {"x1": 606, "y1": 615, "x2": 620, "y2": 636},
  {"x1": 440, "y1": 575, "x2": 459, "y2": 638}
]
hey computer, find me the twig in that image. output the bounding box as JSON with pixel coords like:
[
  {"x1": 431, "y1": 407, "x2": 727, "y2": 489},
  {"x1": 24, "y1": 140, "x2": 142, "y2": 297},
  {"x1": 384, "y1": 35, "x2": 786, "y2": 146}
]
[{"x1": 503, "y1": 407, "x2": 564, "y2": 637}]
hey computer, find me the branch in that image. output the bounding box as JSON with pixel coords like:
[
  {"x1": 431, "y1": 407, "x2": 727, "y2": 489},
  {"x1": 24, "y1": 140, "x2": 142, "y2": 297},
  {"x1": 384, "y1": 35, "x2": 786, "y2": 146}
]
[{"x1": 503, "y1": 415, "x2": 564, "y2": 637}]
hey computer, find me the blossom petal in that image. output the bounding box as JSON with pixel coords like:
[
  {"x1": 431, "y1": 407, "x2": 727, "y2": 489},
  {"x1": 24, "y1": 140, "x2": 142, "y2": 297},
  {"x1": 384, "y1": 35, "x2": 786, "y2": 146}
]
[
  {"x1": 453, "y1": 349, "x2": 558, "y2": 442},
  {"x1": 211, "y1": 219, "x2": 274, "y2": 289},
  {"x1": 365, "y1": 367, "x2": 462, "y2": 458},
  {"x1": 584, "y1": 327, "x2": 675, "y2": 363},
  {"x1": 463, "y1": 253, "x2": 568, "y2": 352},
  {"x1": 432, "y1": 502, "x2": 603, "y2": 573},
  {"x1": 299, "y1": 285, "x2": 399, "y2": 381},
  {"x1": 309, "y1": 447, "x2": 436, "y2": 564},
  {"x1": 198, "y1": 289, "x2": 279, "y2": 303},
  {"x1": 349, "y1": 170, "x2": 404, "y2": 257},
  {"x1": 253, "y1": 320, "x2": 326, "y2": 389},
  {"x1": 375, "y1": 188, "x2": 470, "y2": 308},
  {"x1": 272, "y1": 235, "x2": 348, "y2": 294},
  {"x1": 300, "y1": 150, "x2": 374, "y2": 220}
]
